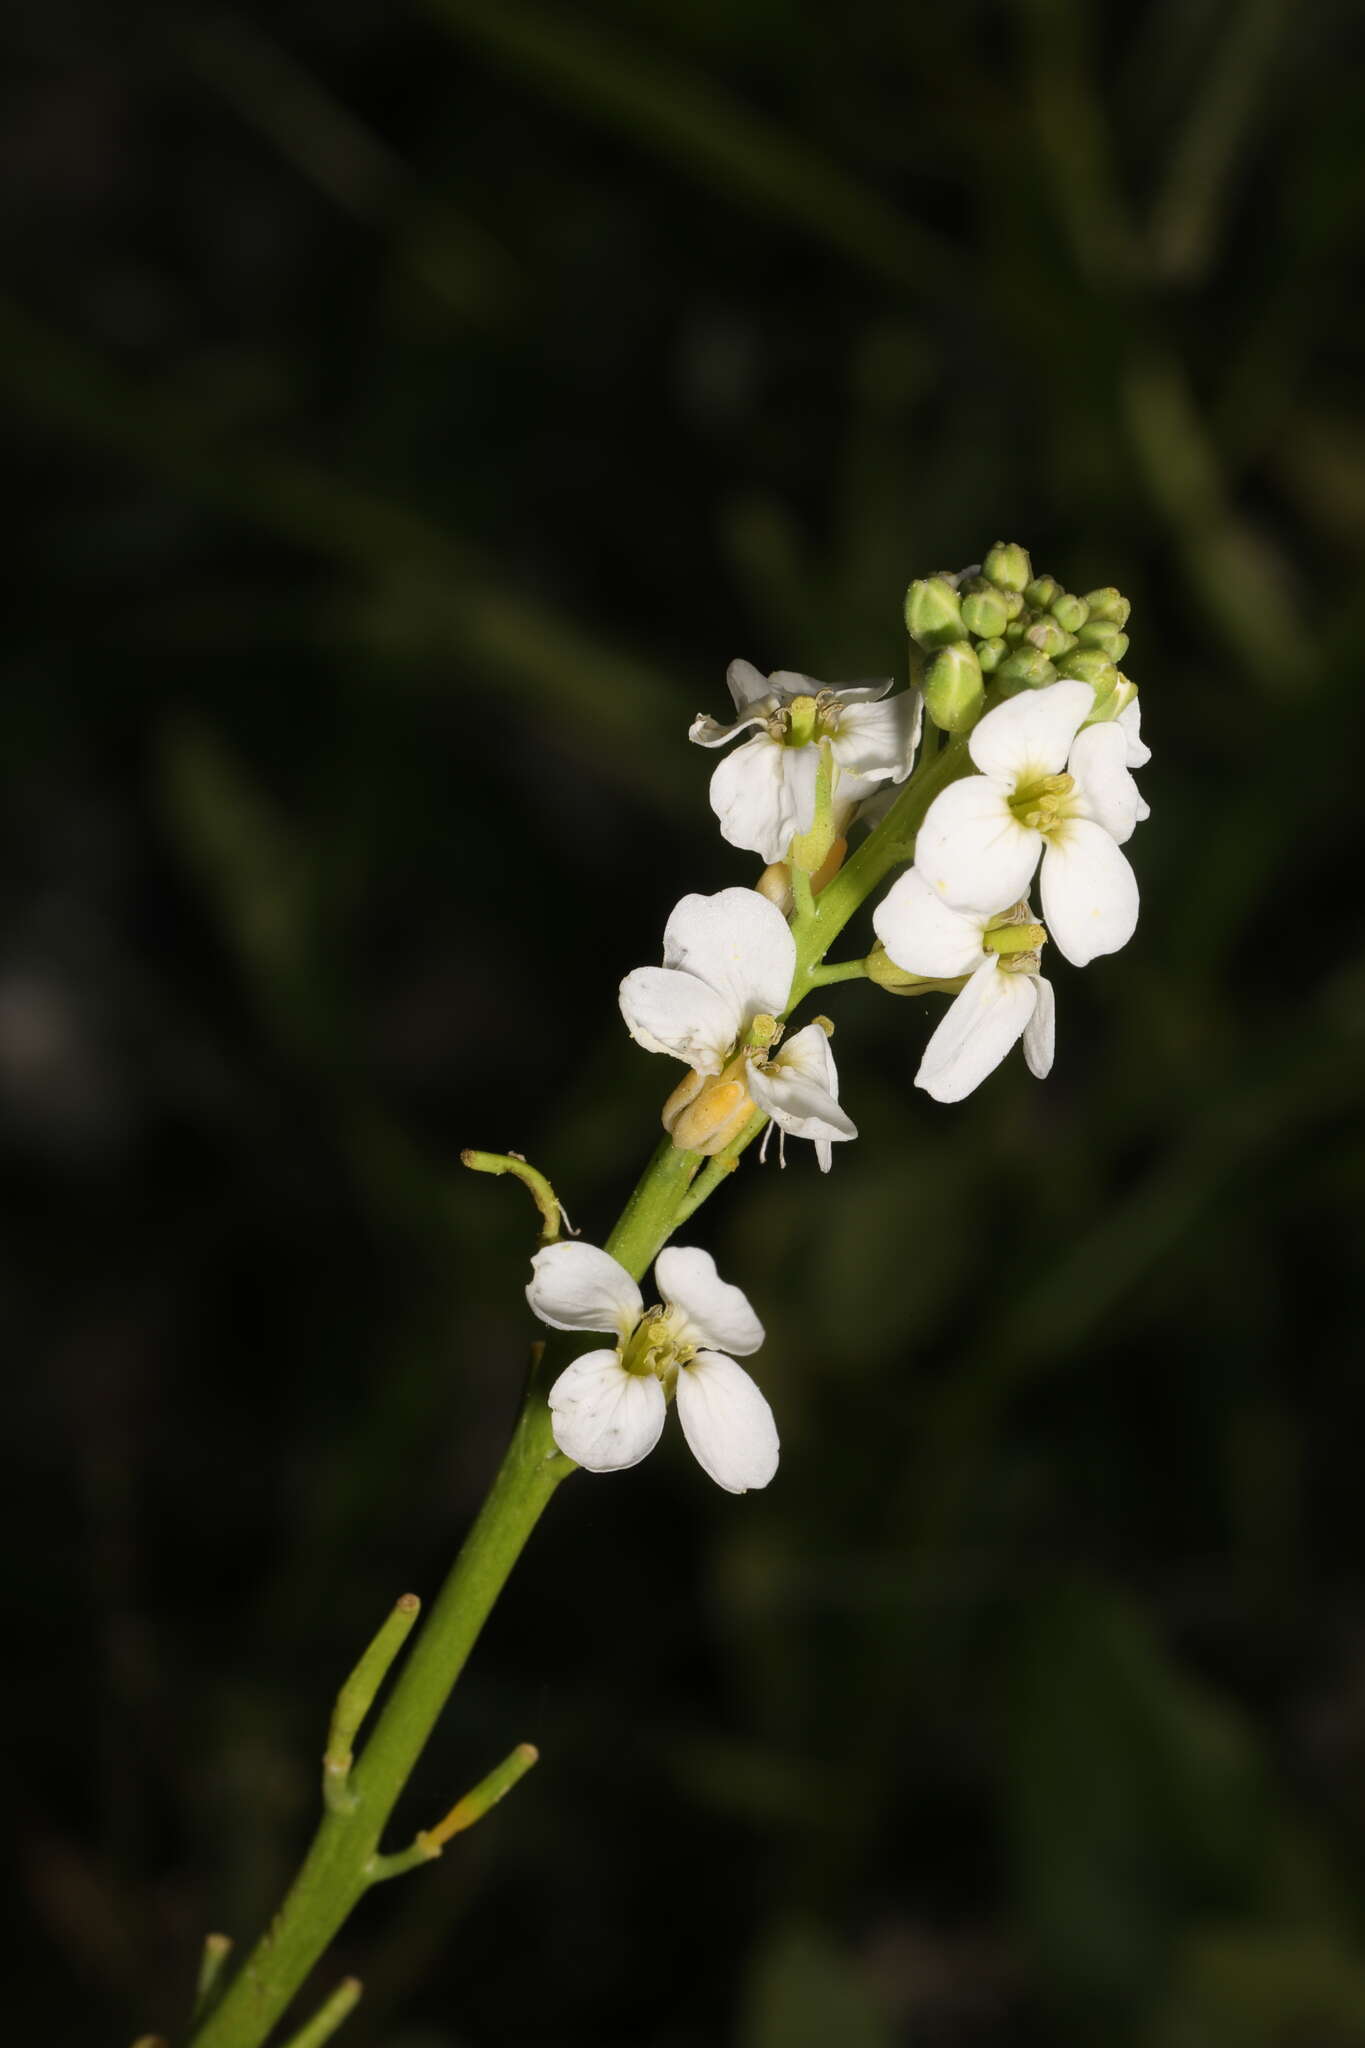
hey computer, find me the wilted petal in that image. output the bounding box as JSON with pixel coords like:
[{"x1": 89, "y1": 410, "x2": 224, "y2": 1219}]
[
  {"x1": 830, "y1": 693, "x2": 919, "y2": 782},
  {"x1": 1069, "y1": 723, "x2": 1140, "y2": 844},
  {"x1": 915, "y1": 957, "x2": 1038, "y2": 1103},
  {"x1": 874, "y1": 869, "x2": 987, "y2": 978},
  {"x1": 914, "y1": 775, "x2": 1041, "y2": 914},
  {"x1": 527, "y1": 1242, "x2": 642, "y2": 1339},
  {"x1": 709, "y1": 733, "x2": 820, "y2": 864},
  {"x1": 1022, "y1": 973, "x2": 1055, "y2": 1078},
  {"x1": 661, "y1": 888, "x2": 795, "y2": 1023},
  {"x1": 968, "y1": 680, "x2": 1094, "y2": 784},
  {"x1": 676, "y1": 1352, "x2": 779, "y2": 1493},
  {"x1": 1039, "y1": 820, "x2": 1139, "y2": 967},
  {"x1": 548, "y1": 1350, "x2": 666, "y2": 1473},
  {"x1": 655, "y1": 1245, "x2": 764, "y2": 1356},
  {"x1": 619, "y1": 966, "x2": 739, "y2": 1073},
  {"x1": 689, "y1": 707, "x2": 769, "y2": 749}
]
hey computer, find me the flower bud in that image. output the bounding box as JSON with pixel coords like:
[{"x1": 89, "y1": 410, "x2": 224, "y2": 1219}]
[
  {"x1": 1003, "y1": 613, "x2": 1030, "y2": 647},
  {"x1": 976, "y1": 636, "x2": 1007, "y2": 673},
  {"x1": 983, "y1": 541, "x2": 1032, "y2": 594},
  {"x1": 865, "y1": 943, "x2": 929, "y2": 995},
  {"x1": 1024, "y1": 574, "x2": 1061, "y2": 611},
  {"x1": 1108, "y1": 632, "x2": 1129, "y2": 662},
  {"x1": 904, "y1": 575, "x2": 965, "y2": 649},
  {"x1": 1025, "y1": 615, "x2": 1076, "y2": 660},
  {"x1": 1050, "y1": 592, "x2": 1089, "y2": 633},
  {"x1": 923, "y1": 640, "x2": 984, "y2": 732},
  {"x1": 995, "y1": 647, "x2": 1057, "y2": 696},
  {"x1": 999, "y1": 588, "x2": 1026, "y2": 621},
  {"x1": 1075, "y1": 619, "x2": 1124, "y2": 654},
  {"x1": 1082, "y1": 587, "x2": 1131, "y2": 627},
  {"x1": 1056, "y1": 646, "x2": 1118, "y2": 693},
  {"x1": 960, "y1": 586, "x2": 1009, "y2": 638}
]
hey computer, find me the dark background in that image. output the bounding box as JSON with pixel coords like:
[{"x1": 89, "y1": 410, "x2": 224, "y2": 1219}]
[{"x1": 4, "y1": 2, "x2": 1365, "y2": 2043}]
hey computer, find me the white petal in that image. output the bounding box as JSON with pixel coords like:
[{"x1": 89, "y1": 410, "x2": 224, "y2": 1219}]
[
  {"x1": 768, "y1": 1020, "x2": 839, "y2": 1095},
  {"x1": 527, "y1": 1242, "x2": 643, "y2": 1339},
  {"x1": 689, "y1": 707, "x2": 768, "y2": 749},
  {"x1": 830, "y1": 694, "x2": 919, "y2": 783},
  {"x1": 548, "y1": 1350, "x2": 666, "y2": 1472},
  {"x1": 727, "y1": 658, "x2": 777, "y2": 711},
  {"x1": 1119, "y1": 697, "x2": 1151, "y2": 768},
  {"x1": 1039, "y1": 821, "x2": 1139, "y2": 967},
  {"x1": 675, "y1": 1352, "x2": 779, "y2": 1493},
  {"x1": 1068, "y1": 723, "x2": 1140, "y2": 845},
  {"x1": 1134, "y1": 787, "x2": 1150, "y2": 823},
  {"x1": 709, "y1": 733, "x2": 819, "y2": 865},
  {"x1": 873, "y1": 869, "x2": 987, "y2": 978},
  {"x1": 661, "y1": 888, "x2": 795, "y2": 1023},
  {"x1": 914, "y1": 774, "x2": 1041, "y2": 914},
  {"x1": 654, "y1": 1245, "x2": 764, "y2": 1356},
  {"x1": 1022, "y1": 973, "x2": 1055, "y2": 1078},
  {"x1": 968, "y1": 680, "x2": 1094, "y2": 784},
  {"x1": 767, "y1": 670, "x2": 893, "y2": 706},
  {"x1": 915, "y1": 957, "x2": 1038, "y2": 1103},
  {"x1": 748, "y1": 1044, "x2": 857, "y2": 1146},
  {"x1": 618, "y1": 966, "x2": 739, "y2": 1074}
]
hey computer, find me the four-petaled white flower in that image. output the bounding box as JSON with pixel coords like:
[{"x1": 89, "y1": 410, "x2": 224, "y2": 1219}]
[
  {"x1": 914, "y1": 681, "x2": 1141, "y2": 967},
  {"x1": 619, "y1": 888, "x2": 856, "y2": 1167},
  {"x1": 873, "y1": 871, "x2": 1055, "y2": 1103},
  {"x1": 528, "y1": 1240, "x2": 779, "y2": 1492},
  {"x1": 690, "y1": 661, "x2": 920, "y2": 864}
]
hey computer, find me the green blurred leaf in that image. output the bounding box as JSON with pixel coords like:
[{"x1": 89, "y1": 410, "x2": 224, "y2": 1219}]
[{"x1": 739, "y1": 1920, "x2": 894, "y2": 2048}]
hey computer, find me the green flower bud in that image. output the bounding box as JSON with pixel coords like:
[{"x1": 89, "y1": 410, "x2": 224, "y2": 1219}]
[
  {"x1": 1050, "y1": 592, "x2": 1089, "y2": 633},
  {"x1": 1082, "y1": 587, "x2": 1131, "y2": 627},
  {"x1": 1056, "y1": 646, "x2": 1118, "y2": 694},
  {"x1": 866, "y1": 942, "x2": 925, "y2": 994},
  {"x1": 1003, "y1": 613, "x2": 1031, "y2": 647},
  {"x1": 923, "y1": 640, "x2": 984, "y2": 732},
  {"x1": 1025, "y1": 615, "x2": 1076, "y2": 660},
  {"x1": 904, "y1": 575, "x2": 965, "y2": 650},
  {"x1": 995, "y1": 647, "x2": 1057, "y2": 696},
  {"x1": 961, "y1": 586, "x2": 1009, "y2": 638},
  {"x1": 999, "y1": 588, "x2": 1026, "y2": 621},
  {"x1": 976, "y1": 636, "x2": 1007, "y2": 673},
  {"x1": 983, "y1": 541, "x2": 1032, "y2": 594},
  {"x1": 1075, "y1": 619, "x2": 1123, "y2": 654},
  {"x1": 1024, "y1": 574, "x2": 1060, "y2": 611},
  {"x1": 1108, "y1": 632, "x2": 1129, "y2": 662}
]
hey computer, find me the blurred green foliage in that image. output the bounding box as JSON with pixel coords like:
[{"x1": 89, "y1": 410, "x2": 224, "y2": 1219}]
[{"x1": 2, "y1": 1, "x2": 1364, "y2": 2043}]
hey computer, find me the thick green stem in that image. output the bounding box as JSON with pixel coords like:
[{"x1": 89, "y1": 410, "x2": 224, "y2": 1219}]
[{"x1": 188, "y1": 1397, "x2": 566, "y2": 2048}]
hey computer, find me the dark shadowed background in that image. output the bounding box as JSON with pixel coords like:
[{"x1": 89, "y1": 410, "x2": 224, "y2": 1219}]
[{"x1": 4, "y1": 2, "x2": 1365, "y2": 2043}]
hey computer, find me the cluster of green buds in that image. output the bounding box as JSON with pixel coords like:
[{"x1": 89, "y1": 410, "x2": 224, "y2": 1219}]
[{"x1": 904, "y1": 542, "x2": 1132, "y2": 735}]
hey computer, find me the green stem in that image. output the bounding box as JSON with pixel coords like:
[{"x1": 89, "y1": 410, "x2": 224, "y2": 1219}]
[{"x1": 807, "y1": 956, "x2": 870, "y2": 988}]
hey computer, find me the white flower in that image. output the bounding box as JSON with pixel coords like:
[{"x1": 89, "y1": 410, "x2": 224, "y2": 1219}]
[
  {"x1": 914, "y1": 680, "x2": 1140, "y2": 968},
  {"x1": 619, "y1": 888, "x2": 856, "y2": 1165},
  {"x1": 690, "y1": 660, "x2": 921, "y2": 864},
  {"x1": 528, "y1": 1240, "x2": 779, "y2": 1492},
  {"x1": 873, "y1": 871, "x2": 1054, "y2": 1103}
]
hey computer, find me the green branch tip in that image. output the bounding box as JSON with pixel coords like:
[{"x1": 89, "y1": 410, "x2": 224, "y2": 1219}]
[
  {"x1": 193, "y1": 1933, "x2": 234, "y2": 2020},
  {"x1": 277, "y1": 1978, "x2": 362, "y2": 2048},
  {"x1": 422, "y1": 1740, "x2": 541, "y2": 1849},
  {"x1": 323, "y1": 1594, "x2": 422, "y2": 1809},
  {"x1": 460, "y1": 1148, "x2": 565, "y2": 1244}
]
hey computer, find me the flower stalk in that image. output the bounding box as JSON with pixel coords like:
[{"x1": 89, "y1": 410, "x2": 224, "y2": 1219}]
[{"x1": 176, "y1": 548, "x2": 1147, "y2": 2047}]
